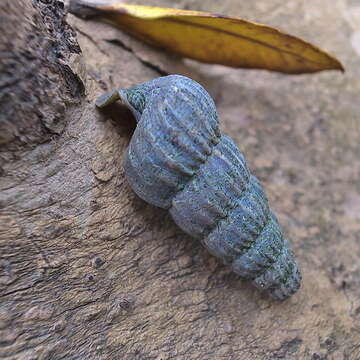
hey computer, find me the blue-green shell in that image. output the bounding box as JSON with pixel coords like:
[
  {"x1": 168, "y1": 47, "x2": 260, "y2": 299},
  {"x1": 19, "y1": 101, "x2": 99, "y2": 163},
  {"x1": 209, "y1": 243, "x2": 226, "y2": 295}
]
[{"x1": 96, "y1": 75, "x2": 301, "y2": 300}]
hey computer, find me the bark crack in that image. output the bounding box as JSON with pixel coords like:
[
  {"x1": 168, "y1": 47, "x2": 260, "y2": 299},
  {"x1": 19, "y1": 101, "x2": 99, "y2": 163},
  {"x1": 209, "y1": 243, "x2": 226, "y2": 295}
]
[{"x1": 105, "y1": 39, "x2": 169, "y2": 76}]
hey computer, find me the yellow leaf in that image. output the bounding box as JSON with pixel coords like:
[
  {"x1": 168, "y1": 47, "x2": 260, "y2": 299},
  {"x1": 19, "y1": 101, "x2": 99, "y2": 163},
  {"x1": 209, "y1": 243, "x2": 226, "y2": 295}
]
[{"x1": 69, "y1": 0, "x2": 344, "y2": 74}]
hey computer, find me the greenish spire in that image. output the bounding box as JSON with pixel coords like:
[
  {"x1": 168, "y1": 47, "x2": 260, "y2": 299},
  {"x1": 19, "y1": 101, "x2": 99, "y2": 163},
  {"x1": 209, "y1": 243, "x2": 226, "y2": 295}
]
[
  {"x1": 95, "y1": 84, "x2": 151, "y2": 123},
  {"x1": 123, "y1": 86, "x2": 147, "y2": 115}
]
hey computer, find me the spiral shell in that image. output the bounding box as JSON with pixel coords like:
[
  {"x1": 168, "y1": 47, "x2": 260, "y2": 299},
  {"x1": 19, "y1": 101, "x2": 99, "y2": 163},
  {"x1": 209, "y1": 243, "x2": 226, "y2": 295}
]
[{"x1": 96, "y1": 75, "x2": 301, "y2": 300}]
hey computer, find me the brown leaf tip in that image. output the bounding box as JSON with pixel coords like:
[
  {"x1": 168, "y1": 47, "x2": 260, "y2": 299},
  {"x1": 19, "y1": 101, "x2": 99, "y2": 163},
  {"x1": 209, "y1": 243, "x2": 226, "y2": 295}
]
[{"x1": 68, "y1": 0, "x2": 99, "y2": 19}]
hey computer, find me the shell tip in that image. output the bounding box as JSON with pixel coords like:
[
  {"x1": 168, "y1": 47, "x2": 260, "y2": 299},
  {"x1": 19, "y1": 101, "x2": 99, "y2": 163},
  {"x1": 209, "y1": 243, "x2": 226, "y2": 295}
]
[{"x1": 95, "y1": 90, "x2": 120, "y2": 108}]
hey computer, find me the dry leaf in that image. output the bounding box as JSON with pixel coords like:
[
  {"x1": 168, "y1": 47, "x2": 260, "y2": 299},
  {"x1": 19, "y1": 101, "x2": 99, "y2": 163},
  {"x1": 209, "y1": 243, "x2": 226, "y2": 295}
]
[{"x1": 69, "y1": 0, "x2": 344, "y2": 74}]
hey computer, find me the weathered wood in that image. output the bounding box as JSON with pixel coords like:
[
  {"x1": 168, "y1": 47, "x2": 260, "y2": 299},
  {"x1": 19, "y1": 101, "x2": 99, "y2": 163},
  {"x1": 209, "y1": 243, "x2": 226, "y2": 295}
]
[{"x1": 1, "y1": 0, "x2": 359, "y2": 359}]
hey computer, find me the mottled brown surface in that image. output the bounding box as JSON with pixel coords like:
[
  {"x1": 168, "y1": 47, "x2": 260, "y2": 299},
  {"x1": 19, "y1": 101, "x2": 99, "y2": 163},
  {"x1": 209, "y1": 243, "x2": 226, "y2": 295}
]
[{"x1": 1, "y1": 0, "x2": 359, "y2": 359}]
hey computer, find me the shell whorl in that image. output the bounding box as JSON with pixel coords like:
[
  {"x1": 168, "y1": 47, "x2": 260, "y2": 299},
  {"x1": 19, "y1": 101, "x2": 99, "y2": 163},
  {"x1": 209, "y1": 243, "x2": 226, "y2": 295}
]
[{"x1": 99, "y1": 75, "x2": 301, "y2": 300}]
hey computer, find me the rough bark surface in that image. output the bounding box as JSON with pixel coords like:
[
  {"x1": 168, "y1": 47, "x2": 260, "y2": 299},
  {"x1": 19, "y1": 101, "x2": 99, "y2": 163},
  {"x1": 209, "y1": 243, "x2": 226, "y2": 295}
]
[{"x1": 1, "y1": 0, "x2": 359, "y2": 359}]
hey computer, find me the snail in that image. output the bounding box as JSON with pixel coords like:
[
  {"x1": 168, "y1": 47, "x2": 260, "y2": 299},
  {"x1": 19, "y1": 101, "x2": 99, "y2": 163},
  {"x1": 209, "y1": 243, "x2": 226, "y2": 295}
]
[{"x1": 96, "y1": 75, "x2": 301, "y2": 300}]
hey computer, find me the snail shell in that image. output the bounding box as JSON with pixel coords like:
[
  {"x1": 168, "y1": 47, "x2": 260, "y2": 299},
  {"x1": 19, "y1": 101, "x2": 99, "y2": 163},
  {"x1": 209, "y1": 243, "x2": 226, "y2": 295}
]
[{"x1": 96, "y1": 75, "x2": 301, "y2": 300}]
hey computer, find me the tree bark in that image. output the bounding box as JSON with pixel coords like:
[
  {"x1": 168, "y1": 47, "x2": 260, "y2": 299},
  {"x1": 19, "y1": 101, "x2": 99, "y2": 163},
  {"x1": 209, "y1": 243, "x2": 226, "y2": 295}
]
[{"x1": 1, "y1": 1, "x2": 359, "y2": 359}]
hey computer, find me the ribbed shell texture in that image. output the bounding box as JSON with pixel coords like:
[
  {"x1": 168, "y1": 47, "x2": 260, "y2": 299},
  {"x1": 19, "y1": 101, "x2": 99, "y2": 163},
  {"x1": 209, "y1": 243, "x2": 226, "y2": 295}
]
[{"x1": 119, "y1": 75, "x2": 301, "y2": 300}]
